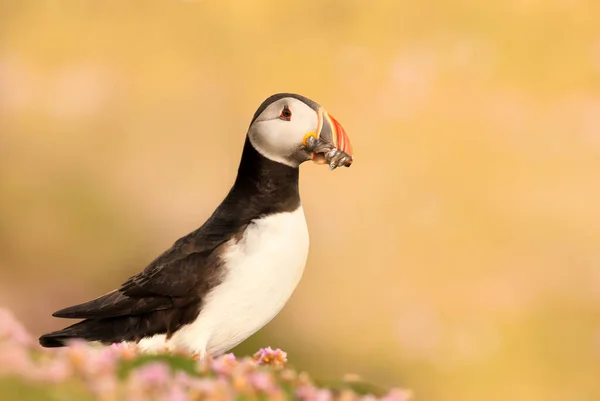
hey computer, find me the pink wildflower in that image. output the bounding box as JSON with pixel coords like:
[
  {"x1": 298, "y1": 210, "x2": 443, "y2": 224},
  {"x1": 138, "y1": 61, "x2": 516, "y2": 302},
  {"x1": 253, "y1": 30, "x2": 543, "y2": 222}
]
[
  {"x1": 0, "y1": 309, "x2": 413, "y2": 401},
  {"x1": 211, "y1": 352, "x2": 238, "y2": 375},
  {"x1": 236, "y1": 355, "x2": 261, "y2": 371},
  {"x1": 252, "y1": 346, "x2": 287, "y2": 367},
  {"x1": 63, "y1": 340, "x2": 119, "y2": 378},
  {"x1": 126, "y1": 362, "x2": 173, "y2": 401},
  {"x1": 108, "y1": 342, "x2": 138, "y2": 360}
]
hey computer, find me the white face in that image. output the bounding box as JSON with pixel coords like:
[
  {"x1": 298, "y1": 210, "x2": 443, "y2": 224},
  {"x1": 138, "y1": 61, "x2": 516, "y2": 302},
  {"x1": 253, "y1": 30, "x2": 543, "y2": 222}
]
[{"x1": 247, "y1": 97, "x2": 319, "y2": 167}]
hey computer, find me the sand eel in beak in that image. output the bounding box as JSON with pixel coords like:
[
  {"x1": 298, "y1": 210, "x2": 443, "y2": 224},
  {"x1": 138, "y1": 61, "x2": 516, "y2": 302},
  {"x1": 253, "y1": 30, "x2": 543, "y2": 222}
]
[{"x1": 39, "y1": 93, "x2": 354, "y2": 358}]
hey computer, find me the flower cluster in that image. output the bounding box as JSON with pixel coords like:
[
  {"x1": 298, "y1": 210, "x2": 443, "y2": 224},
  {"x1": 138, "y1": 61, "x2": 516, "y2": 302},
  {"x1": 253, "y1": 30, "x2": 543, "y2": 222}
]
[{"x1": 0, "y1": 308, "x2": 412, "y2": 401}]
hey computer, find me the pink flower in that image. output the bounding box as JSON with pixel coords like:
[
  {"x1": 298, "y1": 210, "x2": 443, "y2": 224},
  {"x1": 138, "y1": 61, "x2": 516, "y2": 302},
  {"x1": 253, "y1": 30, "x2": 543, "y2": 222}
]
[
  {"x1": 31, "y1": 359, "x2": 72, "y2": 383},
  {"x1": 173, "y1": 370, "x2": 200, "y2": 387},
  {"x1": 0, "y1": 309, "x2": 413, "y2": 401},
  {"x1": 108, "y1": 342, "x2": 138, "y2": 360},
  {"x1": 296, "y1": 385, "x2": 333, "y2": 401},
  {"x1": 87, "y1": 375, "x2": 117, "y2": 400},
  {"x1": 252, "y1": 347, "x2": 287, "y2": 367},
  {"x1": 186, "y1": 376, "x2": 221, "y2": 394},
  {"x1": 314, "y1": 389, "x2": 333, "y2": 401},
  {"x1": 132, "y1": 362, "x2": 171, "y2": 386},
  {"x1": 249, "y1": 371, "x2": 274, "y2": 392},
  {"x1": 0, "y1": 308, "x2": 32, "y2": 346},
  {"x1": 63, "y1": 340, "x2": 118, "y2": 378},
  {"x1": 93, "y1": 346, "x2": 120, "y2": 374},
  {"x1": 381, "y1": 388, "x2": 413, "y2": 401},
  {"x1": 0, "y1": 345, "x2": 31, "y2": 375},
  {"x1": 211, "y1": 353, "x2": 238, "y2": 375},
  {"x1": 64, "y1": 339, "x2": 92, "y2": 371}
]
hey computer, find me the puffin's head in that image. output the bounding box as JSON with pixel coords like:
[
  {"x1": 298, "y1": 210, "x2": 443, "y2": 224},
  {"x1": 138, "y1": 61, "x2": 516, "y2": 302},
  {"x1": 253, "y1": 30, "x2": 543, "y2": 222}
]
[{"x1": 247, "y1": 93, "x2": 353, "y2": 169}]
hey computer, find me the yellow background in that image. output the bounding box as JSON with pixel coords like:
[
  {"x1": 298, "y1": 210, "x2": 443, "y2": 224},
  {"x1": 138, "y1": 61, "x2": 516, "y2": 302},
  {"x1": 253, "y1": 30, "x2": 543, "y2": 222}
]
[{"x1": 1, "y1": 1, "x2": 600, "y2": 400}]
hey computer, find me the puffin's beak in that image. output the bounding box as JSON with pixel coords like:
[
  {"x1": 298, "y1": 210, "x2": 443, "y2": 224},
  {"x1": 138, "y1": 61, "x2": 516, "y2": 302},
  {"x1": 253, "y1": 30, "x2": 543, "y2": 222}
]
[{"x1": 305, "y1": 108, "x2": 354, "y2": 168}]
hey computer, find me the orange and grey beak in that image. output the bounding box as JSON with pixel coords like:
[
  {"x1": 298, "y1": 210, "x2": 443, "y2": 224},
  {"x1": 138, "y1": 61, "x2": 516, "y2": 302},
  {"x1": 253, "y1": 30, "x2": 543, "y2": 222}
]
[{"x1": 305, "y1": 108, "x2": 354, "y2": 168}]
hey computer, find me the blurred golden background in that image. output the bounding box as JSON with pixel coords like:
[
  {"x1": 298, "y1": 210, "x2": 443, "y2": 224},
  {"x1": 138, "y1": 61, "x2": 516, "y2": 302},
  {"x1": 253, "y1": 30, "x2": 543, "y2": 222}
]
[{"x1": 1, "y1": 1, "x2": 600, "y2": 400}]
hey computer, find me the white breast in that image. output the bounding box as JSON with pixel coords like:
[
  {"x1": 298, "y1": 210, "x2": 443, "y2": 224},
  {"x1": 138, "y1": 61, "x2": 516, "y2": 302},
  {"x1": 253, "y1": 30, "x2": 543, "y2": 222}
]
[{"x1": 152, "y1": 206, "x2": 310, "y2": 356}]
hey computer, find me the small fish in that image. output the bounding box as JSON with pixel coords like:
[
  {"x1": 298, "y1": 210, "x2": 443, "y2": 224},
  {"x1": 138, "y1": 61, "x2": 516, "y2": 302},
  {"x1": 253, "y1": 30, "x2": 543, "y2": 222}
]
[{"x1": 304, "y1": 136, "x2": 353, "y2": 170}]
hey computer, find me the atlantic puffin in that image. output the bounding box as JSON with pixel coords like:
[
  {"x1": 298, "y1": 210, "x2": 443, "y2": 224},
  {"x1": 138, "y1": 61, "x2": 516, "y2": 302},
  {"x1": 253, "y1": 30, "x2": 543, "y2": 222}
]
[{"x1": 39, "y1": 93, "x2": 353, "y2": 358}]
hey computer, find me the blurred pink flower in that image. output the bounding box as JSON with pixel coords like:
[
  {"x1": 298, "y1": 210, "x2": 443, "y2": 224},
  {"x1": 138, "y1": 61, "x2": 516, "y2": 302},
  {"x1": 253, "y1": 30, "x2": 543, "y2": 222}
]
[
  {"x1": 126, "y1": 362, "x2": 174, "y2": 401},
  {"x1": 0, "y1": 309, "x2": 410, "y2": 401},
  {"x1": 131, "y1": 362, "x2": 171, "y2": 386},
  {"x1": 167, "y1": 386, "x2": 190, "y2": 401},
  {"x1": 381, "y1": 388, "x2": 413, "y2": 401},
  {"x1": 172, "y1": 370, "x2": 198, "y2": 387},
  {"x1": 35, "y1": 359, "x2": 72, "y2": 383},
  {"x1": 314, "y1": 389, "x2": 333, "y2": 401},
  {"x1": 186, "y1": 376, "x2": 222, "y2": 394},
  {"x1": 249, "y1": 371, "x2": 275, "y2": 392},
  {"x1": 296, "y1": 385, "x2": 334, "y2": 401},
  {"x1": 0, "y1": 307, "x2": 33, "y2": 345},
  {"x1": 63, "y1": 339, "x2": 120, "y2": 378},
  {"x1": 87, "y1": 375, "x2": 118, "y2": 400},
  {"x1": 0, "y1": 345, "x2": 31, "y2": 375},
  {"x1": 108, "y1": 341, "x2": 139, "y2": 360},
  {"x1": 211, "y1": 352, "x2": 238, "y2": 375},
  {"x1": 94, "y1": 347, "x2": 120, "y2": 374}
]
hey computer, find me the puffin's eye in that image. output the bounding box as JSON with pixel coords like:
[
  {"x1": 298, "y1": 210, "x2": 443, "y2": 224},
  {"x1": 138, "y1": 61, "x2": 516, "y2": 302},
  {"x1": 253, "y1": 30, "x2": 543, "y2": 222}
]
[{"x1": 280, "y1": 106, "x2": 292, "y2": 120}]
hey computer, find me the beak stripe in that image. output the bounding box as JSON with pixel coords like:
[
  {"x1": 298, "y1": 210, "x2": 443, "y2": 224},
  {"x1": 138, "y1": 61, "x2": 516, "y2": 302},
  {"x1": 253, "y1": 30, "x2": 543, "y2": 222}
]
[{"x1": 329, "y1": 114, "x2": 353, "y2": 157}]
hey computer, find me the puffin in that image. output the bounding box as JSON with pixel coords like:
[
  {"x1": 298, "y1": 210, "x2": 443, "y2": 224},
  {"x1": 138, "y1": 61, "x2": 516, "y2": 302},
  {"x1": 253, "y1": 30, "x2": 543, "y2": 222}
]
[{"x1": 39, "y1": 93, "x2": 353, "y2": 358}]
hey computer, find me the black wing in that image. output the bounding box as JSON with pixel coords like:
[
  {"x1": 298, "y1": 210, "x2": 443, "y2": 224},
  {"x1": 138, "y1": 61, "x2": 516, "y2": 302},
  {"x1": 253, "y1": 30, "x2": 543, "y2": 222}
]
[
  {"x1": 39, "y1": 207, "x2": 248, "y2": 347},
  {"x1": 52, "y1": 232, "x2": 225, "y2": 320}
]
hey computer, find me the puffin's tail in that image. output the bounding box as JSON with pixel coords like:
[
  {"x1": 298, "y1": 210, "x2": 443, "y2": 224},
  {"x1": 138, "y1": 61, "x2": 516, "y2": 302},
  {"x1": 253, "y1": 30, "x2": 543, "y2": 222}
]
[
  {"x1": 38, "y1": 316, "x2": 140, "y2": 348},
  {"x1": 38, "y1": 311, "x2": 177, "y2": 348},
  {"x1": 39, "y1": 319, "x2": 108, "y2": 347},
  {"x1": 38, "y1": 331, "x2": 74, "y2": 348}
]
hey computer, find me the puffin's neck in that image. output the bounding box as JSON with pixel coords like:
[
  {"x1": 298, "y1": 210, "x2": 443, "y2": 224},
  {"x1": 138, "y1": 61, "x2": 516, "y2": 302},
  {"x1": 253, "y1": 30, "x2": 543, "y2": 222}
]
[{"x1": 226, "y1": 137, "x2": 301, "y2": 216}]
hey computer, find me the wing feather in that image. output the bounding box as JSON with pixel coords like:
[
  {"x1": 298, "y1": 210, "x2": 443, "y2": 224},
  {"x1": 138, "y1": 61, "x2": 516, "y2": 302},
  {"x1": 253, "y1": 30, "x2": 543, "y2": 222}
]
[
  {"x1": 51, "y1": 232, "x2": 228, "y2": 320},
  {"x1": 40, "y1": 196, "x2": 250, "y2": 347}
]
